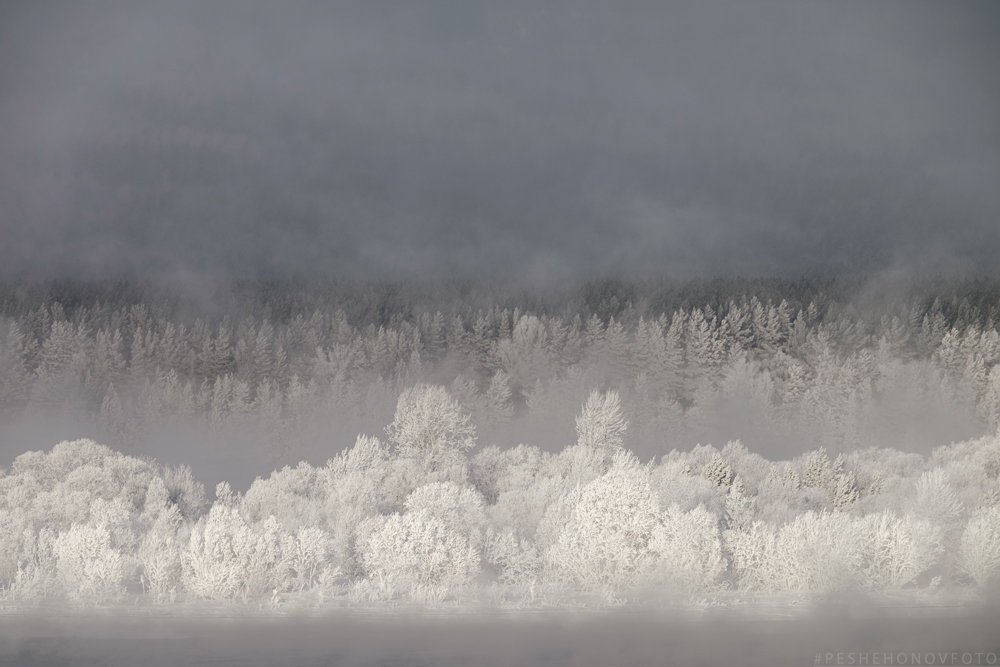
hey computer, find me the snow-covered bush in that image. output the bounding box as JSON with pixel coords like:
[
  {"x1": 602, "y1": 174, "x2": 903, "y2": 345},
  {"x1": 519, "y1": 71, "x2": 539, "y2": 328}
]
[
  {"x1": 139, "y1": 527, "x2": 183, "y2": 602},
  {"x1": 575, "y1": 389, "x2": 628, "y2": 453},
  {"x1": 359, "y1": 509, "x2": 480, "y2": 601},
  {"x1": 725, "y1": 520, "x2": 784, "y2": 592},
  {"x1": 859, "y1": 511, "x2": 943, "y2": 590},
  {"x1": 727, "y1": 512, "x2": 866, "y2": 593},
  {"x1": 483, "y1": 528, "x2": 540, "y2": 587},
  {"x1": 322, "y1": 434, "x2": 401, "y2": 575},
  {"x1": 648, "y1": 505, "x2": 725, "y2": 594},
  {"x1": 53, "y1": 523, "x2": 127, "y2": 601},
  {"x1": 242, "y1": 461, "x2": 325, "y2": 531},
  {"x1": 959, "y1": 505, "x2": 1000, "y2": 587},
  {"x1": 285, "y1": 526, "x2": 333, "y2": 592},
  {"x1": 545, "y1": 451, "x2": 660, "y2": 596},
  {"x1": 386, "y1": 384, "x2": 477, "y2": 484},
  {"x1": 912, "y1": 468, "x2": 964, "y2": 529},
  {"x1": 184, "y1": 503, "x2": 289, "y2": 602},
  {"x1": 404, "y1": 481, "x2": 486, "y2": 547}
]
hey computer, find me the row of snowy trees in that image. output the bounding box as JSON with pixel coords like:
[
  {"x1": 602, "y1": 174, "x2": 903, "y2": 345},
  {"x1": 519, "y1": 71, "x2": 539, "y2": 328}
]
[
  {"x1": 2, "y1": 385, "x2": 998, "y2": 607},
  {"x1": 2, "y1": 280, "x2": 999, "y2": 470}
]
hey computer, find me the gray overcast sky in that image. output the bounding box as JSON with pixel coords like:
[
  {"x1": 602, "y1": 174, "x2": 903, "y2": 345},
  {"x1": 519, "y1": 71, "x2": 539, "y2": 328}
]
[{"x1": 1, "y1": 1, "x2": 998, "y2": 283}]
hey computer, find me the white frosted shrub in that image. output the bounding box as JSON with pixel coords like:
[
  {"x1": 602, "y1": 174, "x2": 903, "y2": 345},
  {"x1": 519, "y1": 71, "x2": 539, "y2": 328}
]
[
  {"x1": 575, "y1": 390, "x2": 628, "y2": 453},
  {"x1": 500, "y1": 468, "x2": 578, "y2": 555},
  {"x1": 242, "y1": 461, "x2": 325, "y2": 530},
  {"x1": 184, "y1": 505, "x2": 289, "y2": 602},
  {"x1": 960, "y1": 505, "x2": 1000, "y2": 587},
  {"x1": 774, "y1": 511, "x2": 865, "y2": 592},
  {"x1": 0, "y1": 512, "x2": 23, "y2": 584},
  {"x1": 139, "y1": 530, "x2": 183, "y2": 602},
  {"x1": 728, "y1": 512, "x2": 865, "y2": 593},
  {"x1": 54, "y1": 523, "x2": 127, "y2": 601},
  {"x1": 386, "y1": 385, "x2": 476, "y2": 483},
  {"x1": 360, "y1": 509, "x2": 479, "y2": 600},
  {"x1": 7, "y1": 527, "x2": 60, "y2": 601},
  {"x1": 323, "y1": 434, "x2": 395, "y2": 575},
  {"x1": 138, "y1": 502, "x2": 185, "y2": 601},
  {"x1": 546, "y1": 452, "x2": 661, "y2": 595},
  {"x1": 285, "y1": 526, "x2": 332, "y2": 592},
  {"x1": 649, "y1": 505, "x2": 725, "y2": 594},
  {"x1": 860, "y1": 511, "x2": 943, "y2": 590},
  {"x1": 650, "y1": 459, "x2": 719, "y2": 512},
  {"x1": 913, "y1": 469, "x2": 963, "y2": 529},
  {"x1": 483, "y1": 528, "x2": 540, "y2": 587},
  {"x1": 725, "y1": 520, "x2": 783, "y2": 592},
  {"x1": 404, "y1": 481, "x2": 486, "y2": 546}
]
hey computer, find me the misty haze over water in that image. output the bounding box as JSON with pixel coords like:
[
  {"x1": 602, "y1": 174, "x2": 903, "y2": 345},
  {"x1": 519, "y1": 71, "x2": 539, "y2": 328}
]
[{"x1": 2, "y1": 606, "x2": 998, "y2": 667}]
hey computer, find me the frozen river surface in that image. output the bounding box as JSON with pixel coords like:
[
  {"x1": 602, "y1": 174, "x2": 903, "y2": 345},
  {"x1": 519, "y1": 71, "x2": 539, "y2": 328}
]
[{"x1": 1, "y1": 604, "x2": 997, "y2": 666}]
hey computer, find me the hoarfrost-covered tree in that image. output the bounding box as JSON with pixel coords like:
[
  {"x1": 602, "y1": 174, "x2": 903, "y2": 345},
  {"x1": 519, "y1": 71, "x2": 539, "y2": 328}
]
[
  {"x1": 138, "y1": 513, "x2": 184, "y2": 602},
  {"x1": 702, "y1": 452, "x2": 734, "y2": 488},
  {"x1": 725, "y1": 520, "x2": 783, "y2": 592},
  {"x1": 184, "y1": 504, "x2": 289, "y2": 602},
  {"x1": 575, "y1": 390, "x2": 628, "y2": 453},
  {"x1": 359, "y1": 509, "x2": 480, "y2": 601},
  {"x1": 912, "y1": 469, "x2": 964, "y2": 533},
  {"x1": 802, "y1": 447, "x2": 832, "y2": 489},
  {"x1": 482, "y1": 369, "x2": 514, "y2": 425},
  {"x1": 725, "y1": 476, "x2": 756, "y2": 532},
  {"x1": 386, "y1": 385, "x2": 477, "y2": 483},
  {"x1": 830, "y1": 468, "x2": 860, "y2": 510},
  {"x1": 285, "y1": 526, "x2": 333, "y2": 593},
  {"x1": 859, "y1": 511, "x2": 943, "y2": 590},
  {"x1": 483, "y1": 528, "x2": 540, "y2": 588},
  {"x1": 53, "y1": 523, "x2": 127, "y2": 601},
  {"x1": 324, "y1": 434, "x2": 400, "y2": 575},
  {"x1": 728, "y1": 512, "x2": 866, "y2": 593},
  {"x1": 403, "y1": 481, "x2": 486, "y2": 547},
  {"x1": 775, "y1": 512, "x2": 866, "y2": 592},
  {"x1": 648, "y1": 504, "x2": 725, "y2": 594},
  {"x1": 959, "y1": 505, "x2": 1000, "y2": 587},
  {"x1": 546, "y1": 451, "x2": 659, "y2": 596}
]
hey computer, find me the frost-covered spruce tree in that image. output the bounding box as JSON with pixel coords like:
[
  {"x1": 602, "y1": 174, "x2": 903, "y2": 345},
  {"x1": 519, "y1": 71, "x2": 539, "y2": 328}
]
[
  {"x1": 386, "y1": 385, "x2": 477, "y2": 484},
  {"x1": 702, "y1": 452, "x2": 733, "y2": 488},
  {"x1": 802, "y1": 447, "x2": 832, "y2": 489}
]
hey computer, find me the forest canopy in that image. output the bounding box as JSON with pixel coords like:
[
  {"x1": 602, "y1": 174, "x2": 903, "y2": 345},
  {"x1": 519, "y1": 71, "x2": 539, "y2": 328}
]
[{"x1": 0, "y1": 276, "x2": 998, "y2": 607}]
